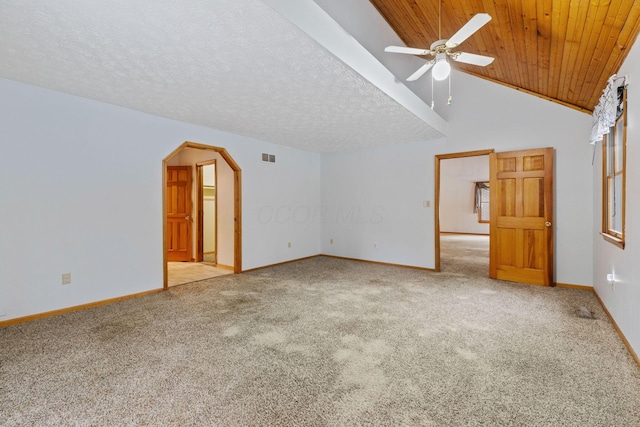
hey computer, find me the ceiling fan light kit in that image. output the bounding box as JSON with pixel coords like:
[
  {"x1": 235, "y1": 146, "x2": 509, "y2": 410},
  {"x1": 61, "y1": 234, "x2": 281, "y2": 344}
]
[
  {"x1": 432, "y1": 53, "x2": 451, "y2": 81},
  {"x1": 385, "y1": 8, "x2": 494, "y2": 107}
]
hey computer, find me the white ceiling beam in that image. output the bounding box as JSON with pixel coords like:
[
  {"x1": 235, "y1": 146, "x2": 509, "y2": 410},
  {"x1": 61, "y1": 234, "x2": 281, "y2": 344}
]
[{"x1": 261, "y1": 0, "x2": 448, "y2": 137}]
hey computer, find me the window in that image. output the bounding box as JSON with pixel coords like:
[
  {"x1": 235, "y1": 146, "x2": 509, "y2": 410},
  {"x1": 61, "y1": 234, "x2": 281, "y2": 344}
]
[
  {"x1": 602, "y1": 86, "x2": 626, "y2": 248},
  {"x1": 474, "y1": 182, "x2": 490, "y2": 223}
]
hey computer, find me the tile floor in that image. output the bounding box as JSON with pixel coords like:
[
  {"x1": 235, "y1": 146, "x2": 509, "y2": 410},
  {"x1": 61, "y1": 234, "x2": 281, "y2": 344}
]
[{"x1": 167, "y1": 262, "x2": 233, "y2": 287}]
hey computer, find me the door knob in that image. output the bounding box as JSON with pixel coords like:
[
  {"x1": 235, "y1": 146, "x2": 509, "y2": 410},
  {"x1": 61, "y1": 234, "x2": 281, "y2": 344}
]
[
  {"x1": 185, "y1": 215, "x2": 191, "y2": 221},
  {"x1": 545, "y1": 221, "x2": 551, "y2": 227}
]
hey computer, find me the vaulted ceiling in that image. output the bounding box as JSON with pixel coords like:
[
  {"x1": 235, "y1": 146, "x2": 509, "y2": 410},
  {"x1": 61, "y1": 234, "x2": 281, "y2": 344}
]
[
  {"x1": 0, "y1": 0, "x2": 446, "y2": 153},
  {"x1": 2, "y1": 0, "x2": 639, "y2": 152},
  {"x1": 370, "y1": 0, "x2": 640, "y2": 112}
]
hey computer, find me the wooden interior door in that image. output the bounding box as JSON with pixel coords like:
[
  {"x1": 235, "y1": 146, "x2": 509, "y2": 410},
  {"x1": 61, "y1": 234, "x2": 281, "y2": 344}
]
[
  {"x1": 490, "y1": 148, "x2": 554, "y2": 286},
  {"x1": 166, "y1": 166, "x2": 192, "y2": 262}
]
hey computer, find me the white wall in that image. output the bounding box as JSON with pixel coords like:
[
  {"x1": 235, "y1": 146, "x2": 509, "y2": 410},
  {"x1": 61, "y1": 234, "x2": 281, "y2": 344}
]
[
  {"x1": 440, "y1": 156, "x2": 490, "y2": 234},
  {"x1": 322, "y1": 71, "x2": 593, "y2": 288},
  {"x1": 246, "y1": 148, "x2": 323, "y2": 264},
  {"x1": 322, "y1": 141, "x2": 435, "y2": 268},
  {"x1": 593, "y1": 39, "x2": 640, "y2": 357},
  {"x1": 214, "y1": 154, "x2": 235, "y2": 267},
  {"x1": 0, "y1": 77, "x2": 321, "y2": 321}
]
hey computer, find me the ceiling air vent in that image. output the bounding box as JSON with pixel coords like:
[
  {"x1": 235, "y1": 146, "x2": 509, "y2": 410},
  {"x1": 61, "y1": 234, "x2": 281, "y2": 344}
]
[{"x1": 261, "y1": 153, "x2": 276, "y2": 163}]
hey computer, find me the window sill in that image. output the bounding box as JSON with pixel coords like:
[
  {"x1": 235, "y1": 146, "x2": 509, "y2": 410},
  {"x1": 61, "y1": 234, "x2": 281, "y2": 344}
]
[{"x1": 601, "y1": 232, "x2": 625, "y2": 249}]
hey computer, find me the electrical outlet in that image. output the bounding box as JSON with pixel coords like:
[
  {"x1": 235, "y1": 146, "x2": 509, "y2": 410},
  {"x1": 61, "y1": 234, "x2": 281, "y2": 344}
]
[
  {"x1": 288, "y1": 242, "x2": 291, "y2": 248},
  {"x1": 374, "y1": 242, "x2": 378, "y2": 248},
  {"x1": 330, "y1": 238, "x2": 334, "y2": 244},
  {"x1": 423, "y1": 200, "x2": 431, "y2": 208},
  {"x1": 62, "y1": 273, "x2": 71, "y2": 285}
]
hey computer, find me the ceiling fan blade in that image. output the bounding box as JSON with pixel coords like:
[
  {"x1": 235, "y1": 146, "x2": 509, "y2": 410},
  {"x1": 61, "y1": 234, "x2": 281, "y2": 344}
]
[
  {"x1": 407, "y1": 61, "x2": 435, "y2": 81},
  {"x1": 453, "y1": 52, "x2": 494, "y2": 66},
  {"x1": 445, "y1": 13, "x2": 492, "y2": 48},
  {"x1": 385, "y1": 46, "x2": 431, "y2": 56}
]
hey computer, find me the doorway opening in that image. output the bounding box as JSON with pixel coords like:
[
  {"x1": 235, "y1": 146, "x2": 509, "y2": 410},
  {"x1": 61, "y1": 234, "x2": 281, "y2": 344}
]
[
  {"x1": 434, "y1": 149, "x2": 493, "y2": 276},
  {"x1": 162, "y1": 142, "x2": 242, "y2": 289},
  {"x1": 197, "y1": 160, "x2": 217, "y2": 265}
]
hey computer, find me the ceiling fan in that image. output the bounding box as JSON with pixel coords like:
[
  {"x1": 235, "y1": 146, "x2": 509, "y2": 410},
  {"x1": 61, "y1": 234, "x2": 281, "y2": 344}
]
[{"x1": 385, "y1": 13, "x2": 494, "y2": 82}]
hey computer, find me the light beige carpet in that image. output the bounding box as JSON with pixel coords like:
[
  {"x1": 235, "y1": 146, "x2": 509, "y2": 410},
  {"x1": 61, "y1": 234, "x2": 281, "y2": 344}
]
[
  {"x1": 1, "y1": 255, "x2": 639, "y2": 426},
  {"x1": 440, "y1": 233, "x2": 489, "y2": 277}
]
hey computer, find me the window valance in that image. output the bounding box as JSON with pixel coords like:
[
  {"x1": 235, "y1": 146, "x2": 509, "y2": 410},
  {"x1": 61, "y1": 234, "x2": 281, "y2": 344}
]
[{"x1": 590, "y1": 74, "x2": 626, "y2": 145}]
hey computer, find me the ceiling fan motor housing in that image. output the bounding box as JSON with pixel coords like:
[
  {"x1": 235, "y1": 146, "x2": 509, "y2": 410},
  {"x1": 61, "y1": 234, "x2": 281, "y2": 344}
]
[{"x1": 430, "y1": 39, "x2": 449, "y2": 54}]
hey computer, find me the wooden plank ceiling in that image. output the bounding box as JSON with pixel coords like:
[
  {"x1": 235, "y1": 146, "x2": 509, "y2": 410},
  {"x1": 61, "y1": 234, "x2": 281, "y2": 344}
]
[{"x1": 370, "y1": 0, "x2": 640, "y2": 112}]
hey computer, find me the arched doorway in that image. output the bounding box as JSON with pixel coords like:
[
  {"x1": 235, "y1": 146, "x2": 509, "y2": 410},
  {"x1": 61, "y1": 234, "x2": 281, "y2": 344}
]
[{"x1": 162, "y1": 142, "x2": 242, "y2": 289}]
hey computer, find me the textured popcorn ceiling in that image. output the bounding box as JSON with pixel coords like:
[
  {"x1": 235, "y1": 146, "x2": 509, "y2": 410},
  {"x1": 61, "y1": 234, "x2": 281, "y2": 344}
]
[{"x1": 0, "y1": 0, "x2": 444, "y2": 152}]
